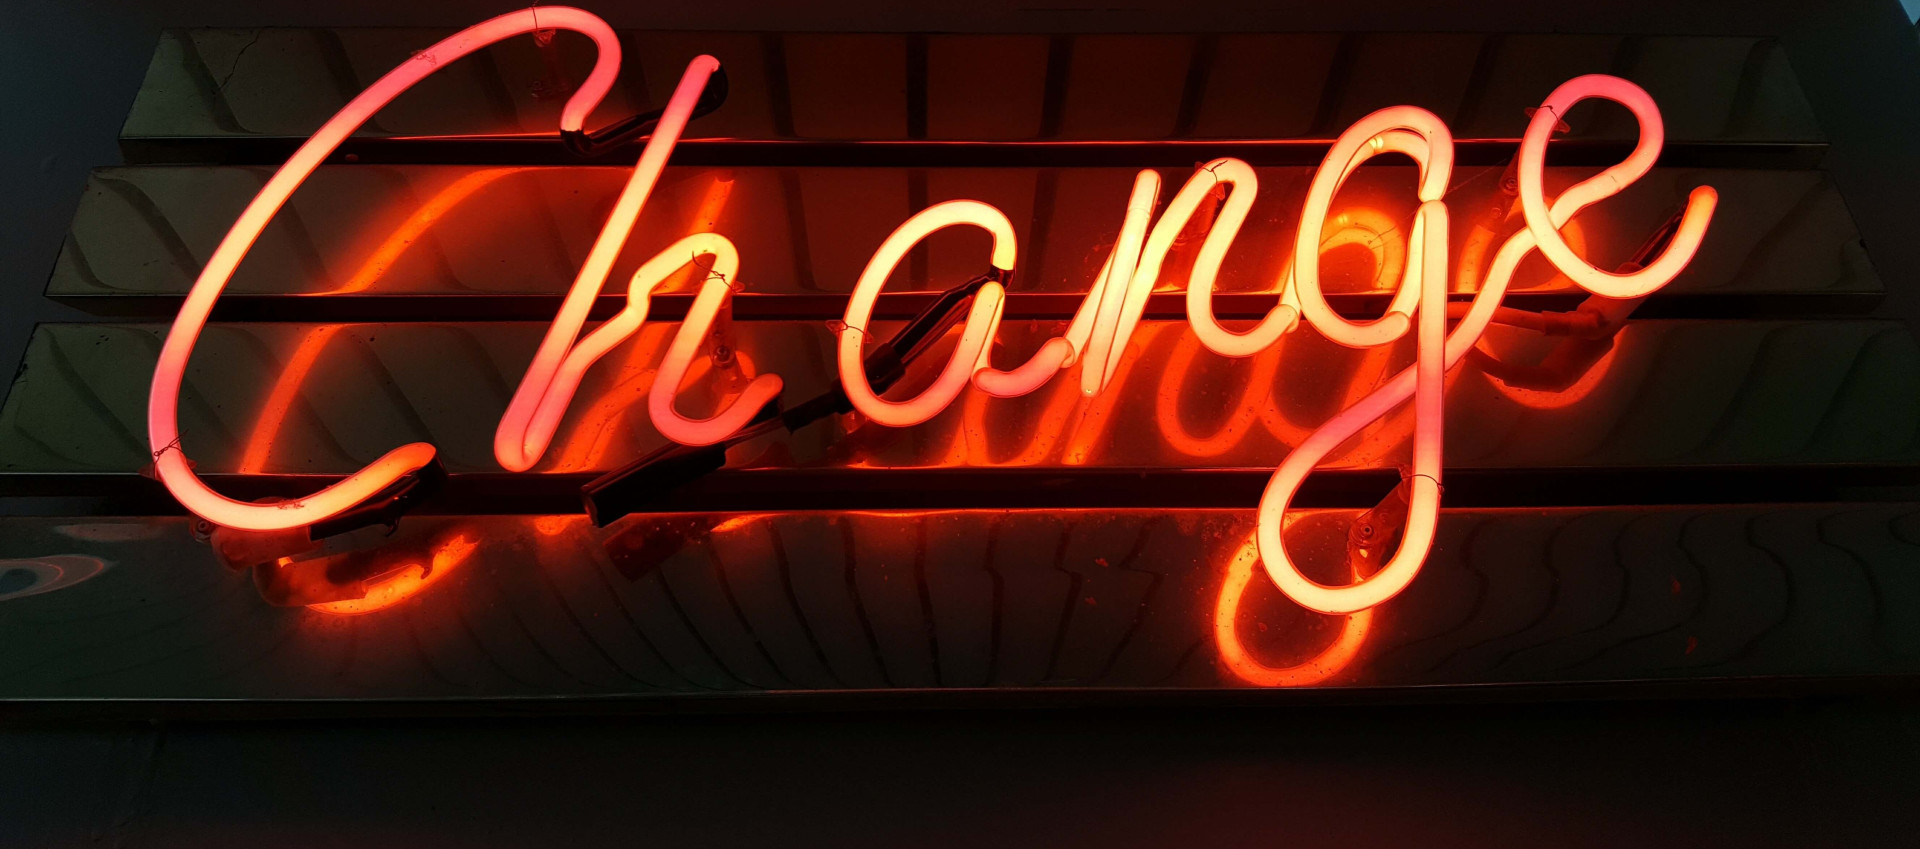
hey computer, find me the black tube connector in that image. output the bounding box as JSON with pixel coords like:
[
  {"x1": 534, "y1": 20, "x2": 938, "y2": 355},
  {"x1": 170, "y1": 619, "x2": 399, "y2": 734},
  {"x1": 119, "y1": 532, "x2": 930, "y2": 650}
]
[
  {"x1": 581, "y1": 268, "x2": 1007, "y2": 526},
  {"x1": 305, "y1": 458, "x2": 448, "y2": 541},
  {"x1": 558, "y1": 67, "x2": 730, "y2": 158}
]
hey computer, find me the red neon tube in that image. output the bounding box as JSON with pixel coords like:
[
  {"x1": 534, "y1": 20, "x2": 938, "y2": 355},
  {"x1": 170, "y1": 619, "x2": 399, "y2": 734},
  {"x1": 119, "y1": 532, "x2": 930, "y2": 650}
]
[{"x1": 148, "y1": 7, "x2": 623, "y2": 531}]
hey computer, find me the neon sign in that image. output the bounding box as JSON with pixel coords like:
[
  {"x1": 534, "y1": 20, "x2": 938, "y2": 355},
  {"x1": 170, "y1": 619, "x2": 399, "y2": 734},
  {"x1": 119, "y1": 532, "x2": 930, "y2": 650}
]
[{"x1": 147, "y1": 7, "x2": 1716, "y2": 618}]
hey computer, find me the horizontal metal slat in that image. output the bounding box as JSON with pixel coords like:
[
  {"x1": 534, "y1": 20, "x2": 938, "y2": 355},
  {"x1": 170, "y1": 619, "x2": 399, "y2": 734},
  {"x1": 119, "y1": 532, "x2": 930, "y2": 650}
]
[
  {"x1": 49, "y1": 165, "x2": 1878, "y2": 320},
  {"x1": 122, "y1": 31, "x2": 1824, "y2": 164},
  {"x1": 9, "y1": 466, "x2": 1918, "y2": 518},
  {"x1": 113, "y1": 139, "x2": 1837, "y2": 170},
  {"x1": 2, "y1": 320, "x2": 1915, "y2": 506},
  {"x1": 1, "y1": 504, "x2": 1915, "y2": 710}
]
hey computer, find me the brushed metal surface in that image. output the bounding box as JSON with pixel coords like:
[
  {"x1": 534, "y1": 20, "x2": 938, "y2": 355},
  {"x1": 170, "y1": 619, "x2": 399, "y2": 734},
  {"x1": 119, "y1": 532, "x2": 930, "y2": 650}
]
[
  {"x1": 0, "y1": 505, "x2": 1913, "y2": 704},
  {"x1": 47, "y1": 165, "x2": 1878, "y2": 313},
  {"x1": 1, "y1": 319, "x2": 1914, "y2": 480},
  {"x1": 122, "y1": 30, "x2": 1822, "y2": 149}
]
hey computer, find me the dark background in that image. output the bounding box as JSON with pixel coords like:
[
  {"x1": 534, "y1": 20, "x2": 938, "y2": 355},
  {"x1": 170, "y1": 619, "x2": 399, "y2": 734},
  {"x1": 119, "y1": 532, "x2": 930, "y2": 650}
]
[{"x1": 4, "y1": 0, "x2": 1920, "y2": 844}]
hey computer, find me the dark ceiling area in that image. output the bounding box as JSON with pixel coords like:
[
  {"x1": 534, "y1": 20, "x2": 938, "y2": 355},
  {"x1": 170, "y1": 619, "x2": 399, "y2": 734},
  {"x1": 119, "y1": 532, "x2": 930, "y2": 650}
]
[{"x1": 5, "y1": 0, "x2": 1920, "y2": 845}]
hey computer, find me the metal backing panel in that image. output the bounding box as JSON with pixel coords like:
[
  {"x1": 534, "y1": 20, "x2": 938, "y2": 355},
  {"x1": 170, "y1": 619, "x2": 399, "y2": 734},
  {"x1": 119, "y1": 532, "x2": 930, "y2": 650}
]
[
  {"x1": 122, "y1": 31, "x2": 1823, "y2": 154},
  {"x1": 48, "y1": 165, "x2": 1878, "y2": 318},
  {"x1": 0, "y1": 504, "x2": 1914, "y2": 707},
  {"x1": 1, "y1": 319, "x2": 1914, "y2": 483},
  {"x1": 7, "y1": 24, "x2": 1908, "y2": 714}
]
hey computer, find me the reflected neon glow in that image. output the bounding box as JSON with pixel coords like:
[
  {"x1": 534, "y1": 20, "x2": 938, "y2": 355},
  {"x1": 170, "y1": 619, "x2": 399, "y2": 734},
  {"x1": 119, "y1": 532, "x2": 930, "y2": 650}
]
[
  {"x1": 1214, "y1": 532, "x2": 1372, "y2": 687},
  {"x1": 148, "y1": 8, "x2": 1714, "y2": 618},
  {"x1": 309, "y1": 532, "x2": 478, "y2": 616}
]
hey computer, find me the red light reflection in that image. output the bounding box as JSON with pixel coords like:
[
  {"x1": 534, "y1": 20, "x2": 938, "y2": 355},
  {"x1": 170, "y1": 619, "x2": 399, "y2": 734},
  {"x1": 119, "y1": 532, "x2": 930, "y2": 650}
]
[
  {"x1": 1155, "y1": 325, "x2": 1280, "y2": 459},
  {"x1": 239, "y1": 324, "x2": 345, "y2": 474},
  {"x1": 332, "y1": 168, "x2": 520, "y2": 295},
  {"x1": 309, "y1": 532, "x2": 478, "y2": 615},
  {"x1": 1466, "y1": 322, "x2": 1620, "y2": 409},
  {"x1": 1213, "y1": 530, "x2": 1372, "y2": 687}
]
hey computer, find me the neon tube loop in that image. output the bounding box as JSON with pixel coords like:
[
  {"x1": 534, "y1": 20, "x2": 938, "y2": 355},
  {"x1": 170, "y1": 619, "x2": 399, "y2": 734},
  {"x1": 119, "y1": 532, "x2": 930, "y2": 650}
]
[
  {"x1": 649, "y1": 241, "x2": 785, "y2": 446},
  {"x1": 1252, "y1": 110, "x2": 1457, "y2": 615},
  {"x1": 1182, "y1": 160, "x2": 1304, "y2": 359},
  {"x1": 976, "y1": 156, "x2": 1292, "y2": 399},
  {"x1": 495, "y1": 52, "x2": 728, "y2": 472},
  {"x1": 838, "y1": 200, "x2": 1017, "y2": 428},
  {"x1": 969, "y1": 191, "x2": 1140, "y2": 399},
  {"x1": 1214, "y1": 532, "x2": 1373, "y2": 686},
  {"x1": 147, "y1": 7, "x2": 624, "y2": 532},
  {"x1": 1076, "y1": 172, "x2": 1162, "y2": 397},
  {"x1": 147, "y1": 0, "x2": 1713, "y2": 628},
  {"x1": 1518, "y1": 75, "x2": 1718, "y2": 299},
  {"x1": 1079, "y1": 159, "x2": 1290, "y2": 393},
  {"x1": 511, "y1": 232, "x2": 779, "y2": 456},
  {"x1": 1292, "y1": 117, "x2": 1449, "y2": 349},
  {"x1": 1255, "y1": 196, "x2": 1453, "y2": 615},
  {"x1": 1256, "y1": 91, "x2": 1715, "y2": 615}
]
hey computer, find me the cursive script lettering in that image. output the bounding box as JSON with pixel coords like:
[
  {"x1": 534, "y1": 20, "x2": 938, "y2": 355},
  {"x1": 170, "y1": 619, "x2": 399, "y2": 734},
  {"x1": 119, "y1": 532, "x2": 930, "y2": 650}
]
[{"x1": 148, "y1": 7, "x2": 1716, "y2": 616}]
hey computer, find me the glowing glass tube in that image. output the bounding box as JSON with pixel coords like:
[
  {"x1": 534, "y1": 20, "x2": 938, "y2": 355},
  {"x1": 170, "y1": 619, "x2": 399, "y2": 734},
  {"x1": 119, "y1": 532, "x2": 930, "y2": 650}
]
[
  {"x1": 970, "y1": 224, "x2": 1117, "y2": 399},
  {"x1": 1291, "y1": 122, "x2": 1446, "y2": 350},
  {"x1": 1180, "y1": 159, "x2": 1304, "y2": 358},
  {"x1": 1075, "y1": 172, "x2": 1162, "y2": 397},
  {"x1": 152, "y1": 14, "x2": 1715, "y2": 625},
  {"x1": 1257, "y1": 83, "x2": 1715, "y2": 615},
  {"x1": 978, "y1": 157, "x2": 1293, "y2": 399},
  {"x1": 148, "y1": 7, "x2": 623, "y2": 531},
  {"x1": 1249, "y1": 111, "x2": 1453, "y2": 614},
  {"x1": 838, "y1": 200, "x2": 1017, "y2": 428},
  {"x1": 507, "y1": 232, "x2": 778, "y2": 460},
  {"x1": 495, "y1": 54, "x2": 725, "y2": 472},
  {"x1": 1517, "y1": 75, "x2": 1718, "y2": 300},
  {"x1": 649, "y1": 238, "x2": 784, "y2": 446}
]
